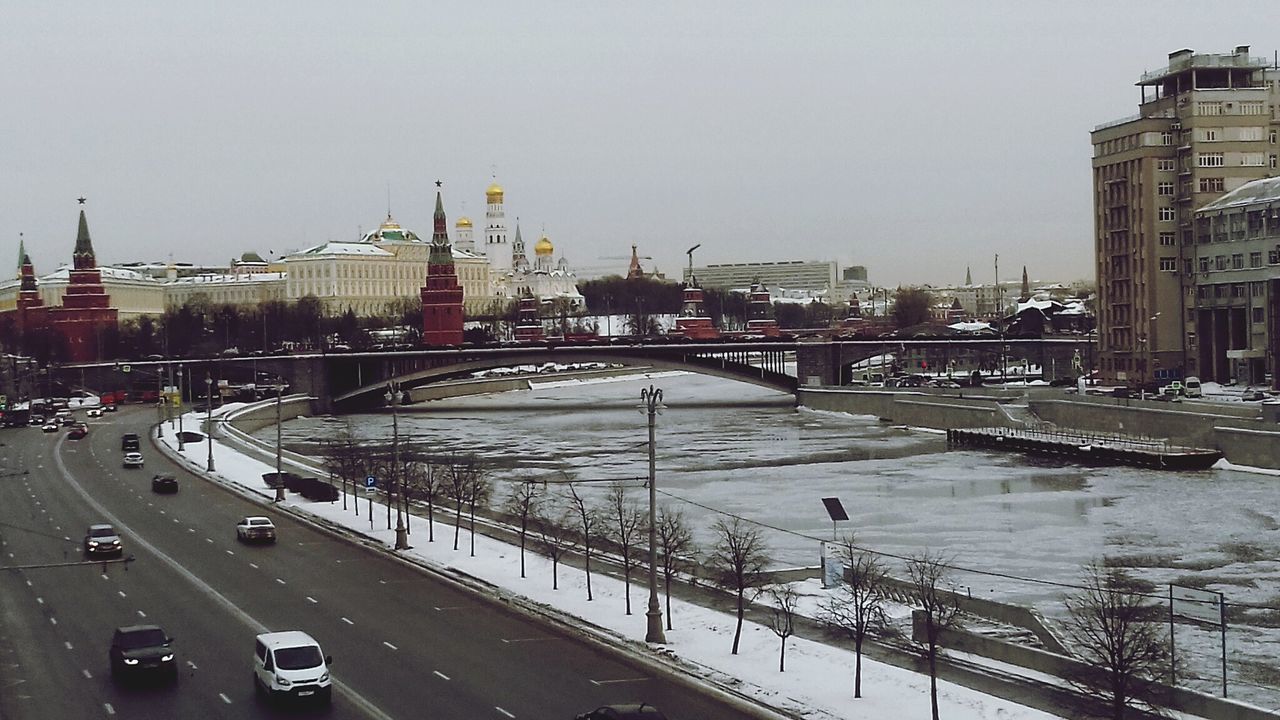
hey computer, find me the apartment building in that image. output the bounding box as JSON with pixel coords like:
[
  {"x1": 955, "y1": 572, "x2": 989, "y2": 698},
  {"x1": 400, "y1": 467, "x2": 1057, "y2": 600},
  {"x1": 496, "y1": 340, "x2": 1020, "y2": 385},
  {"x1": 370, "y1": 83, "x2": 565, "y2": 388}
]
[{"x1": 1091, "y1": 46, "x2": 1279, "y2": 387}]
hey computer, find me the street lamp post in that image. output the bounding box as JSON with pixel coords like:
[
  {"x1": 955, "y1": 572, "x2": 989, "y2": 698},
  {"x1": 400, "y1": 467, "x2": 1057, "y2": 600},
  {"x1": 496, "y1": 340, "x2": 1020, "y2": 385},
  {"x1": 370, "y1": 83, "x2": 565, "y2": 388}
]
[
  {"x1": 176, "y1": 367, "x2": 185, "y2": 451},
  {"x1": 385, "y1": 382, "x2": 409, "y2": 550},
  {"x1": 274, "y1": 382, "x2": 286, "y2": 502},
  {"x1": 156, "y1": 367, "x2": 164, "y2": 438},
  {"x1": 205, "y1": 372, "x2": 215, "y2": 472},
  {"x1": 640, "y1": 384, "x2": 667, "y2": 644}
]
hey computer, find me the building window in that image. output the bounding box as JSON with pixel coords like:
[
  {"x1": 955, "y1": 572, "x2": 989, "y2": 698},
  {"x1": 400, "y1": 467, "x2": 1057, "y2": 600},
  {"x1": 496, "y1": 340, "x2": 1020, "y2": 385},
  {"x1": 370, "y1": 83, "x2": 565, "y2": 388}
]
[
  {"x1": 1253, "y1": 307, "x2": 1265, "y2": 323},
  {"x1": 1242, "y1": 152, "x2": 1265, "y2": 167},
  {"x1": 1157, "y1": 182, "x2": 1174, "y2": 196},
  {"x1": 1157, "y1": 158, "x2": 1176, "y2": 171},
  {"x1": 1232, "y1": 254, "x2": 1244, "y2": 269},
  {"x1": 1215, "y1": 256, "x2": 1227, "y2": 270},
  {"x1": 1160, "y1": 131, "x2": 1174, "y2": 146},
  {"x1": 1159, "y1": 232, "x2": 1175, "y2": 246},
  {"x1": 1198, "y1": 286, "x2": 1209, "y2": 299},
  {"x1": 1214, "y1": 285, "x2": 1227, "y2": 298},
  {"x1": 1199, "y1": 177, "x2": 1225, "y2": 192},
  {"x1": 1271, "y1": 154, "x2": 1278, "y2": 169},
  {"x1": 1253, "y1": 281, "x2": 1265, "y2": 296},
  {"x1": 1199, "y1": 153, "x2": 1225, "y2": 167},
  {"x1": 1197, "y1": 101, "x2": 1223, "y2": 116},
  {"x1": 1159, "y1": 207, "x2": 1176, "y2": 222},
  {"x1": 1251, "y1": 251, "x2": 1263, "y2": 268},
  {"x1": 1239, "y1": 101, "x2": 1265, "y2": 115},
  {"x1": 1239, "y1": 127, "x2": 1264, "y2": 141},
  {"x1": 1159, "y1": 257, "x2": 1177, "y2": 271},
  {"x1": 1199, "y1": 257, "x2": 1211, "y2": 272},
  {"x1": 1272, "y1": 129, "x2": 1278, "y2": 144},
  {"x1": 1201, "y1": 128, "x2": 1220, "y2": 142}
]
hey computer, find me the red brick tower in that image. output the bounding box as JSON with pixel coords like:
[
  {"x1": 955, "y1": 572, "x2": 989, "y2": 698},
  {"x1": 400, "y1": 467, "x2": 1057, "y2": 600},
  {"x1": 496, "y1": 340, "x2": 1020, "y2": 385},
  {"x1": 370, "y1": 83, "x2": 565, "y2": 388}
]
[
  {"x1": 513, "y1": 288, "x2": 544, "y2": 342},
  {"x1": 745, "y1": 277, "x2": 780, "y2": 337},
  {"x1": 47, "y1": 202, "x2": 118, "y2": 361},
  {"x1": 672, "y1": 272, "x2": 718, "y2": 340},
  {"x1": 12, "y1": 236, "x2": 49, "y2": 345},
  {"x1": 420, "y1": 185, "x2": 464, "y2": 346}
]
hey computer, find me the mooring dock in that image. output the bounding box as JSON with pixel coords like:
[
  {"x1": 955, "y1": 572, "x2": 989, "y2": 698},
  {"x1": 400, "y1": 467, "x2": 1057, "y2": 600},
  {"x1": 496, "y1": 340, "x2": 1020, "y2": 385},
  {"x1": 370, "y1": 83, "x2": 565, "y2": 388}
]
[{"x1": 946, "y1": 426, "x2": 1223, "y2": 471}]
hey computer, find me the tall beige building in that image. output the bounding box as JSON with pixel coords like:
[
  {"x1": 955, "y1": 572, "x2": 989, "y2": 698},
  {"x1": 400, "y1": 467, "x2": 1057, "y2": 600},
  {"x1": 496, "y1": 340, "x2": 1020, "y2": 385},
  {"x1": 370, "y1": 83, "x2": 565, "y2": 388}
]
[{"x1": 1091, "y1": 46, "x2": 1279, "y2": 387}]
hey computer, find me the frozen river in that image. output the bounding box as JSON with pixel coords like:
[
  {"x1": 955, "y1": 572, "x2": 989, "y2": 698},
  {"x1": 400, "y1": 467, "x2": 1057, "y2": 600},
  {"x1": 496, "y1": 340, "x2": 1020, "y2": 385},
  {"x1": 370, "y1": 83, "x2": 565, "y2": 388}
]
[{"x1": 262, "y1": 371, "x2": 1280, "y2": 706}]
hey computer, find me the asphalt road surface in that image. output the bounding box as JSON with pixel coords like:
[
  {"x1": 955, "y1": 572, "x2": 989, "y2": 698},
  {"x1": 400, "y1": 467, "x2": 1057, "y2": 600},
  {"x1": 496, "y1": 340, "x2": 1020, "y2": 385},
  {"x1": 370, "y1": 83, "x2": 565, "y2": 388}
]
[{"x1": 0, "y1": 407, "x2": 751, "y2": 720}]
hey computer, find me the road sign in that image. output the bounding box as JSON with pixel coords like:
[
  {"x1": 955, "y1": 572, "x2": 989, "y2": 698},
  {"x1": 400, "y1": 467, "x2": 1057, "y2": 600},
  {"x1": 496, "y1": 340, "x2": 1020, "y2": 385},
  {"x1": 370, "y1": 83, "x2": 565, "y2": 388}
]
[{"x1": 365, "y1": 476, "x2": 377, "y2": 489}]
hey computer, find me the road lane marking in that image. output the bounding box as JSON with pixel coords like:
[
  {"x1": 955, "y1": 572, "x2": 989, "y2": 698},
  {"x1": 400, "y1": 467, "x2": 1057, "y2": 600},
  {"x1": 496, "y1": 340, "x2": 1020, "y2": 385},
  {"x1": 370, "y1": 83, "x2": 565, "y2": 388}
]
[
  {"x1": 249, "y1": 563, "x2": 259, "y2": 569},
  {"x1": 104, "y1": 703, "x2": 115, "y2": 715},
  {"x1": 225, "y1": 550, "x2": 235, "y2": 556},
  {"x1": 173, "y1": 518, "x2": 180, "y2": 523},
  {"x1": 82, "y1": 669, "x2": 92, "y2": 679},
  {"x1": 51, "y1": 440, "x2": 395, "y2": 720},
  {"x1": 433, "y1": 605, "x2": 467, "y2": 611},
  {"x1": 118, "y1": 591, "x2": 127, "y2": 598},
  {"x1": 341, "y1": 617, "x2": 353, "y2": 625},
  {"x1": 433, "y1": 670, "x2": 449, "y2": 680},
  {"x1": 36, "y1": 597, "x2": 43, "y2": 605},
  {"x1": 382, "y1": 641, "x2": 397, "y2": 650},
  {"x1": 64, "y1": 641, "x2": 73, "y2": 650},
  {"x1": 589, "y1": 678, "x2": 649, "y2": 685},
  {"x1": 219, "y1": 693, "x2": 231, "y2": 704},
  {"x1": 205, "y1": 538, "x2": 213, "y2": 543},
  {"x1": 275, "y1": 578, "x2": 286, "y2": 585},
  {"x1": 50, "y1": 617, "x2": 57, "y2": 625},
  {"x1": 501, "y1": 637, "x2": 554, "y2": 643},
  {"x1": 137, "y1": 610, "x2": 147, "y2": 618},
  {"x1": 187, "y1": 660, "x2": 198, "y2": 669},
  {"x1": 188, "y1": 528, "x2": 195, "y2": 533},
  {"x1": 24, "y1": 580, "x2": 31, "y2": 587},
  {"x1": 306, "y1": 596, "x2": 317, "y2": 604},
  {"x1": 496, "y1": 708, "x2": 515, "y2": 718}
]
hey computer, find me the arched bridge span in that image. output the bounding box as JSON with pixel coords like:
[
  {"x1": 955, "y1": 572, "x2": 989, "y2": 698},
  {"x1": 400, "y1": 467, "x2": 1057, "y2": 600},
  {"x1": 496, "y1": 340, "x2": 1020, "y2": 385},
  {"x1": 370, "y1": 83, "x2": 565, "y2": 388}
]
[{"x1": 327, "y1": 343, "x2": 798, "y2": 410}]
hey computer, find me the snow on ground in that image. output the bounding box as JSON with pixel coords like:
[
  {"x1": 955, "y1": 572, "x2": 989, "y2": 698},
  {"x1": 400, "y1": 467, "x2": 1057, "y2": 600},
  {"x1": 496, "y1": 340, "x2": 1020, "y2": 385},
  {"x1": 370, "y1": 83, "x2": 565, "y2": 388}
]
[{"x1": 160, "y1": 410, "x2": 1063, "y2": 720}]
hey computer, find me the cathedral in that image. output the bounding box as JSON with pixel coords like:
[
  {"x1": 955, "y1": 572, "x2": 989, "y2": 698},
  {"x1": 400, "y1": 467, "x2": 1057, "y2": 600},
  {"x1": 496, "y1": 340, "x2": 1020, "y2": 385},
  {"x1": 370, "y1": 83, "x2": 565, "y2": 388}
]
[{"x1": 470, "y1": 181, "x2": 584, "y2": 311}]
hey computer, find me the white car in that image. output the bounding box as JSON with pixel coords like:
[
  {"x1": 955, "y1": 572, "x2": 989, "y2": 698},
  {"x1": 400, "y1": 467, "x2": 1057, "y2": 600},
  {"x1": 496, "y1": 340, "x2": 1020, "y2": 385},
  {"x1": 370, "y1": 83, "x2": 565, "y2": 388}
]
[
  {"x1": 41, "y1": 422, "x2": 59, "y2": 433},
  {"x1": 236, "y1": 516, "x2": 277, "y2": 544},
  {"x1": 86, "y1": 407, "x2": 103, "y2": 418},
  {"x1": 122, "y1": 452, "x2": 145, "y2": 468}
]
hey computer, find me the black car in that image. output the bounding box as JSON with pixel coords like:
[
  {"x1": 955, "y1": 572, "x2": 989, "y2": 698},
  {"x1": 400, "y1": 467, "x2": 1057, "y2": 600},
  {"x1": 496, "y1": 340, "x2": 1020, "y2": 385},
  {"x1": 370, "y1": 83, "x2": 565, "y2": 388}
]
[
  {"x1": 121, "y1": 433, "x2": 141, "y2": 451},
  {"x1": 575, "y1": 705, "x2": 669, "y2": 720},
  {"x1": 109, "y1": 625, "x2": 177, "y2": 682},
  {"x1": 151, "y1": 474, "x2": 178, "y2": 493}
]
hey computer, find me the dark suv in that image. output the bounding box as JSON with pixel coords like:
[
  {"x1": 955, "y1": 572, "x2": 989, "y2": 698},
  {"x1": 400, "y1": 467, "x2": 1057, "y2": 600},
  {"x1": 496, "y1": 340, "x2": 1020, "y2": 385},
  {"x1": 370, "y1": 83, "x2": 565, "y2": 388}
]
[
  {"x1": 121, "y1": 433, "x2": 141, "y2": 451},
  {"x1": 109, "y1": 625, "x2": 177, "y2": 682}
]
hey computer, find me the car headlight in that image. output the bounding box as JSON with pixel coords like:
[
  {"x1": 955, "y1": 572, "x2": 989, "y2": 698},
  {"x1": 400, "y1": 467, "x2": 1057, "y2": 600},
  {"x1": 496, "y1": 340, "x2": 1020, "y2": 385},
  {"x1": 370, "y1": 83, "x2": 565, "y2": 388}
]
[
  {"x1": 160, "y1": 654, "x2": 174, "y2": 662},
  {"x1": 124, "y1": 658, "x2": 139, "y2": 665},
  {"x1": 319, "y1": 672, "x2": 329, "y2": 682},
  {"x1": 110, "y1": 539, "x2": 121, "y2": 545},
  {"x1": 275, "y1": 676, "x2": 291, "y2": 686},
  {"x1": 88, "y1": 541, "x2": 100, "y2": 547}
]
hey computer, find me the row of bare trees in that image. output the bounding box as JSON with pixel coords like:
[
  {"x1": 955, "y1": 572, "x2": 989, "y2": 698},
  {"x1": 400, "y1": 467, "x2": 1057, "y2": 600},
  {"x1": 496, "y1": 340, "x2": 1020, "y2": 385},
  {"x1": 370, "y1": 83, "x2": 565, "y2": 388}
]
[{"x1": 321, "y1": 432, "x2": 1172, "y2": 720}]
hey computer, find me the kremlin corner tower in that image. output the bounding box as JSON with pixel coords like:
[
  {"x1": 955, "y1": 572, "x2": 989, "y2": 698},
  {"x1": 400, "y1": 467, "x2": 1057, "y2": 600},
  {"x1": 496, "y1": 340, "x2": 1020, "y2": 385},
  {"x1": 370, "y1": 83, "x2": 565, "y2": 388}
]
[{"x1": 420, "y1": 186, "x2": 465, "y2": 346}]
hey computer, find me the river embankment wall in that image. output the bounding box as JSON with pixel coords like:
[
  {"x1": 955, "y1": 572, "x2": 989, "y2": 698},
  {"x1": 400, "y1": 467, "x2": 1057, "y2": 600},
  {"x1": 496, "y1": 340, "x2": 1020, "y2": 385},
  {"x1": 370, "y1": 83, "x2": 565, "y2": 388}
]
[{"x1": 797, "y1": 387, "x2": 1280, "y2": 470}]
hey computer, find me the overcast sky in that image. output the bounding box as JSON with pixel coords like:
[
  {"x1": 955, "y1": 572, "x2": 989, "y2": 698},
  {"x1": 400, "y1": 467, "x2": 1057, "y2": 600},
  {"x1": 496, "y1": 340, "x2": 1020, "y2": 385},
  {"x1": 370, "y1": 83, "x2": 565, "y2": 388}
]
[{"x1": 3, "y1": 3, "x2": 1277, "y2": 289}]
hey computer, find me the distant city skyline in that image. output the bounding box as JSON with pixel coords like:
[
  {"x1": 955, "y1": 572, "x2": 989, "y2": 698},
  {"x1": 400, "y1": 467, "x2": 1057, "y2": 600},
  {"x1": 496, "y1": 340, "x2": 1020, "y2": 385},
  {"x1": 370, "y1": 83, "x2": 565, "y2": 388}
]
[{"x1": 2, "y1": 2, "x2": 1276, "y2": 288}]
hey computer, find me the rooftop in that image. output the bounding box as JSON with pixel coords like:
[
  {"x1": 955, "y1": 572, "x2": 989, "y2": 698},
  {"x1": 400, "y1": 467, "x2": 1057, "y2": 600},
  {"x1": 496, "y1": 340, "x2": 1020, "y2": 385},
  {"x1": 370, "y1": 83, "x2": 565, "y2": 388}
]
[{"x1": 1197, "y1": 176, "x2": 1280, "y2": 214}]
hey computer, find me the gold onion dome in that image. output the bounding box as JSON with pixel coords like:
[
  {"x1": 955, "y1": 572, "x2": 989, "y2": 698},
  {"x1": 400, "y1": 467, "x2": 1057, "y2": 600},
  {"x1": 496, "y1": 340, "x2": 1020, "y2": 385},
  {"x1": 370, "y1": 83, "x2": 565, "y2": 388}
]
[
  {"x1": 379, "y1": 215, "x2": 402, "y2": 231},
  {"x1": 486, "y1": 182, "x2": 504, "y2": 200},
  {"x1": 534, "y1": 234, "x2": 554, "y2": 255},
  {"x1": 456, "y1": 216, "x2": 473, "y2": 228}
]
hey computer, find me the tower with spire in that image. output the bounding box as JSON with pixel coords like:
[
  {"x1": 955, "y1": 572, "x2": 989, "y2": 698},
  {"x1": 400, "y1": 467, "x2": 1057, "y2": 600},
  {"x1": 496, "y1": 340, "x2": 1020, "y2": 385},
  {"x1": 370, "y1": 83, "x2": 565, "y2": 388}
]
[
  {"x1": 483, "y1": 180, "x2": 511, "y2": 275},
  {"x1": 626, "y1": 245, "x2": 645, "y2": 280},
  {"x1": 420, "y1": 184, "x2": 465, "y2": 346},
  {"x1": 1020, "y1": 266, "x2": 1030, "y2": 302},
  {"x1": 511, "y1": 221, "x2": 530, "y2": 272},
  {"x1": 10, "y1": 235, "x2": 49, "y2": 352},
  {"x1": 46, "y1": 201, "x2": 118, "y2": 361},
  {"x1": 745, "y1": 277, "x2": 780, "y2": 337}
]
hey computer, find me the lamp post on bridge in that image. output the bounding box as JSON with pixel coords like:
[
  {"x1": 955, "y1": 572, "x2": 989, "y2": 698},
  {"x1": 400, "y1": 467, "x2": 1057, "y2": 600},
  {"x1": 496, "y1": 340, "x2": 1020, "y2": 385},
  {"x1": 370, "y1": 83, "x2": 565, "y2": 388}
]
[{"x1": 640, "y1": 384, "x2": 666, "y2": 644}]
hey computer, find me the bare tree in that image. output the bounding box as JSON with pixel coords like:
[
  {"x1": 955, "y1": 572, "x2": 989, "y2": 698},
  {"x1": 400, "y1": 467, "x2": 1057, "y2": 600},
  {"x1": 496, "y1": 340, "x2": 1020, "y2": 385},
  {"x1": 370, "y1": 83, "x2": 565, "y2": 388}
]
[
  {"x1": 405, "y1": 461, "x2": 443, "y2": 542},
  {"x1": 535, "y1": 502, "x2": 573, "y2": 591},
  {"x1": 816, "y1": 535, "x2": 888, "y2": 698},
  {"x1": 907, "y1": 550, "x2": 962, "y2": 720},
  {"x1": 464, "y1": 465, "x2": 493, "y2": 557},
  {"x1": 1062, "y1": 563, "x2": 1171, "y2": 720},
  {"x1": 319, "y1": 423, "x2": 362, "y2": 507},
  {"x1": 445, "y1": 454, "x2": 481, "y2": 551},
  {"x1": 503, "y1": 479, "x2": 543, "y2": 578},
  {"x1": 707, "y1": 516, "x2": 771, "y2": 655},
  {"x1": 566, "y1": 483, "x2": 600, "y2": 602},
  {"x1": 603, "y1": 482, "x2": 646, "y2": 615},
  {"x1": 656, "y1": 506, "x2": 695, "y2": 631},
  {"x1": 767, "y1": 584, "x2": 799, "y2": 672}
]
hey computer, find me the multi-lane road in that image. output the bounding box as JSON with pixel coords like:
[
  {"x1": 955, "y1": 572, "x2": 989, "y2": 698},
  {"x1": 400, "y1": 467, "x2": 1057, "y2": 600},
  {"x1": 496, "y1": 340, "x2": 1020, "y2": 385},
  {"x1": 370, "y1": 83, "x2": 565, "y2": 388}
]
[{"x1": 0, "y1": 407, "x2": 749, "y2": 719}]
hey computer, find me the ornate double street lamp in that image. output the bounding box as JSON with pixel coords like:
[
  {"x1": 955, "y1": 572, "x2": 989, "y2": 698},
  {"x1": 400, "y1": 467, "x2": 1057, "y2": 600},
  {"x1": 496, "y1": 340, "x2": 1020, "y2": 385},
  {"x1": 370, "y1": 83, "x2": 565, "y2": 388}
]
[
  {"x1": 640, "y1": 384, "x2": 667, "y2": 644},
  {"x1": 385, "y1": 381, "x2": 409, "y2": 551},
  {"x1": 155, "y1": 365, "x2": 164, "y2": 439},
  {"x1": 205, "y1": 372, "x2": 215, "y2": 472},
  {"x1": 274, "y1": 381, "x2": 286, "y2": 502}
]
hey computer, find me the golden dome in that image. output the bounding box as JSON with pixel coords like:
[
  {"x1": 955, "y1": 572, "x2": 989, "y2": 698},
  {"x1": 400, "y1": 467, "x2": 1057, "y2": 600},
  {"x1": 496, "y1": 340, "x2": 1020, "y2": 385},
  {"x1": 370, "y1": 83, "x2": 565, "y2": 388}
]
[
  {"x1": 456, "y1": 216, "x2": 473, "y2": 228},
  {"x1": 486, "y1": 182, "x2": 504, "y2": 200},
  {"x1": 379, "y1": 215, "x2": 402, "y2": 231},
  {"x1": 534, "y1": 234, "x2": 554, "y2": 256}
]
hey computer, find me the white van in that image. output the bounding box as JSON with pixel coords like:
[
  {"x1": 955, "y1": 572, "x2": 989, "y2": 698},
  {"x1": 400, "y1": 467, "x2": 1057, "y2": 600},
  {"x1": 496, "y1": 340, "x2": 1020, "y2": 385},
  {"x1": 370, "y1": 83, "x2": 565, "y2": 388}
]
[
  {"x1": 1183, "y1": 376, "x2": 1202, "y2": 398},
  {"x1": 253, "y1": 631, "x2": 332, "y2": 704}
]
